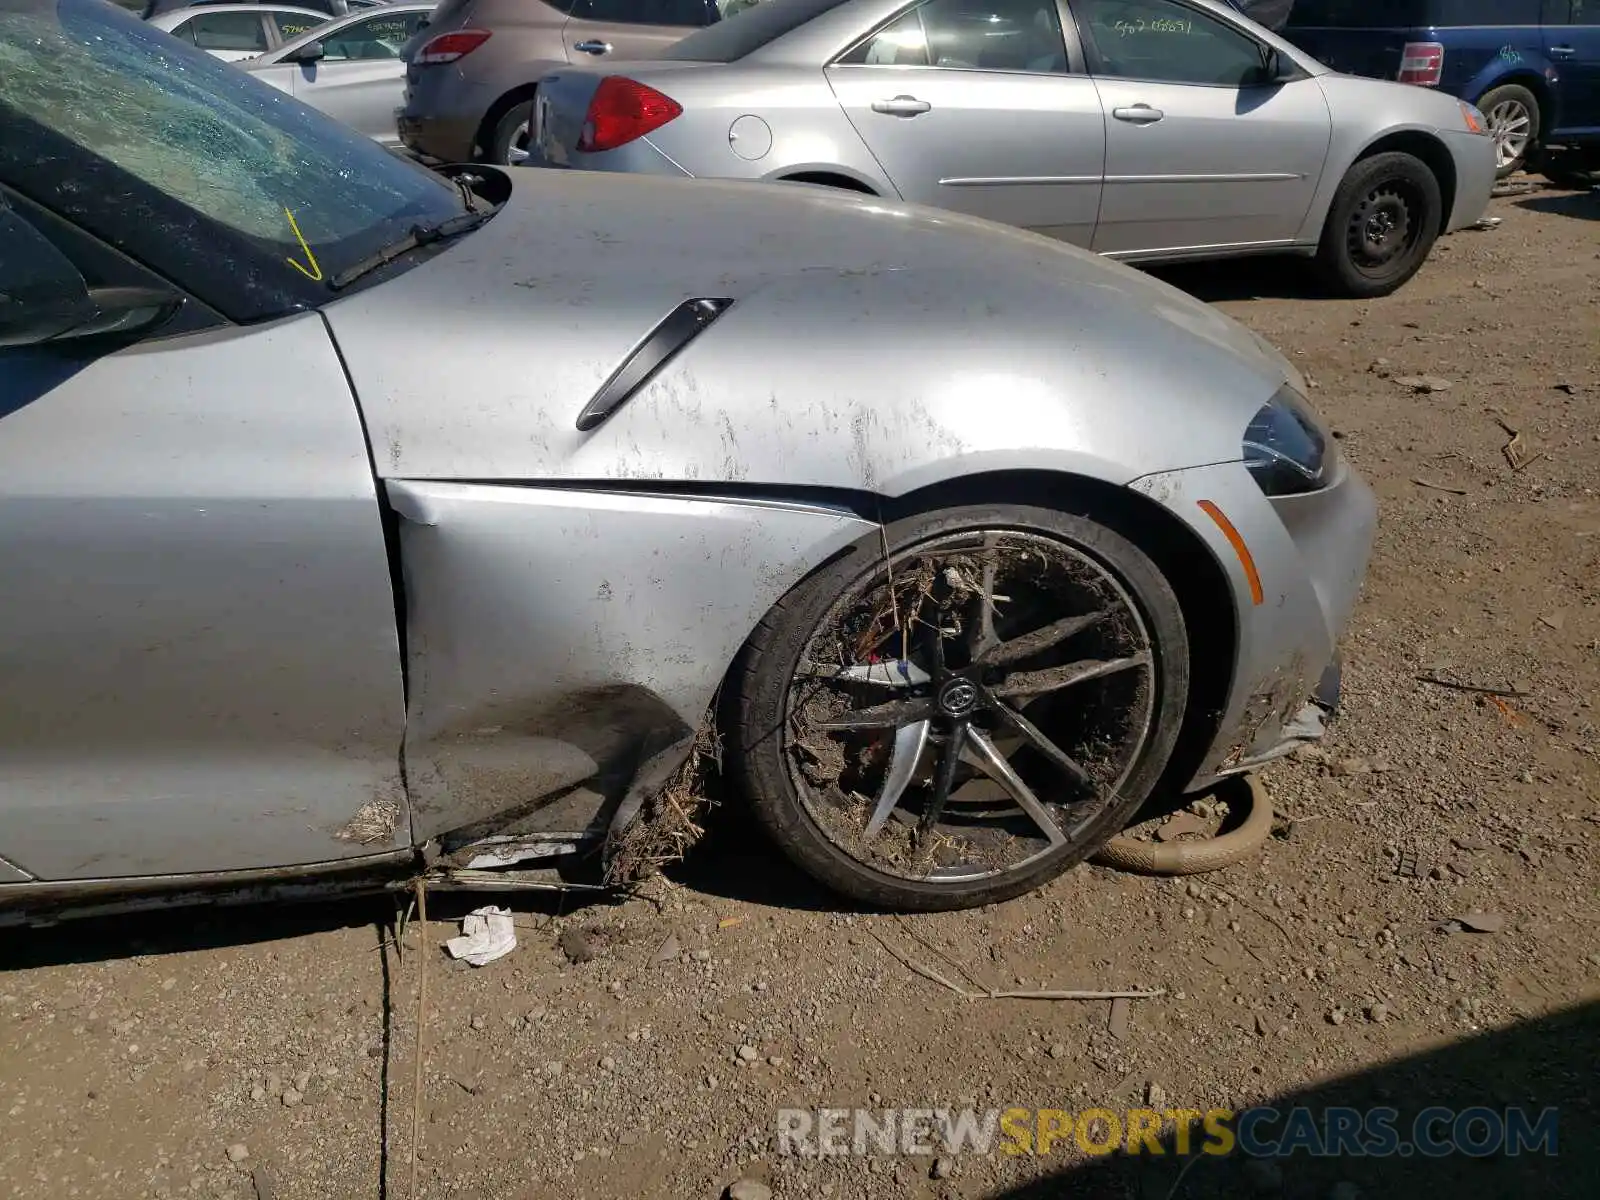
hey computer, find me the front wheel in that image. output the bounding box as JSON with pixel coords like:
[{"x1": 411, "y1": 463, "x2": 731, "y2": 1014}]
[
  {"x1": 1314, "y1": 151, "x2": 1441, "y2": 299},
  {"x1": 727, "y1": 505, "x2": 1190, "y2": 911}
]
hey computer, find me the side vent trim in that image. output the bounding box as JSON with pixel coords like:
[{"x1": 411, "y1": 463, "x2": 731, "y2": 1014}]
[{"x1": 575, "y1": 297, "x2": 733, "y2": 432}]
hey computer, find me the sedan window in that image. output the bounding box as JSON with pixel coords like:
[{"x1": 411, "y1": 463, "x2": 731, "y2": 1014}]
[
  {"x1": 319, "y1": 10, "x2": 429, "y2": 57},
  {"x1": 1073, "y1": 0, "x2": 1267, "y2": 86},
  {"x1": 841, "y1": 0, "x2": 1069, "y2": 73},
  {"x1": 272, "y1": 12, "x2": 327, "y2": 39},
  {"x1": 569, "y1": 0, "x2": 718, "y2": 26},
  {"x1": 182, "y1": 10, "x2": 271, "y2": 51}
]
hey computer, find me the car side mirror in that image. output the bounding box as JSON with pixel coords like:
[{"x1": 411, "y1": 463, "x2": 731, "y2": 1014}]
[
  {"x1": 0, "y1": 204, "x2": 182, "y2": 348},
  {"x1": 1255, "y1": 47, "x2": 1297, "y2": 85},
  {"x1": 286, "y1": 40, "x2": 326, "y2": 64},
  {"x1": 0, "y1": 205, "x2": 98, "y2": 347},
  {"x1": 1, "y1": 282, "x2": 183, "y2": 349}
]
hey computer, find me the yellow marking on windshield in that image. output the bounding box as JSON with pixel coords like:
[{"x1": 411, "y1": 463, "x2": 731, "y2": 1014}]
[{"x1": 283, "y1": 208, "x2": 324, "y2": 282}]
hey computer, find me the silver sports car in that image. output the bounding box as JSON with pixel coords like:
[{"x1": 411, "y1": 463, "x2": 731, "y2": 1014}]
[
  {"x1": 1, "y1": 0, "x2": 1372, "y2": 920},
  {"x1": 531, "y1": 0, "x2": 1497, "y2": 297}
]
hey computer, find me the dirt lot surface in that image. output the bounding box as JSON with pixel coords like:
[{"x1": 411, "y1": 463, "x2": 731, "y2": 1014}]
[{"x1": 2, "y1": 183, "x2": 1597, "y2": 1200}]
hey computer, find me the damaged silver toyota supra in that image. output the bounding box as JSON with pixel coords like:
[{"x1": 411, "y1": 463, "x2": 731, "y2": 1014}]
[{"x1": 0, "y1": 0, "x2": 1373, "y2": 920}]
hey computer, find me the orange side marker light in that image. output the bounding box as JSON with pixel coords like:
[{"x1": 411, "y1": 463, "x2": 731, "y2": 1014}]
[{"x1": 1197, "y1": 500, "x2": 1264, "y2": 607}]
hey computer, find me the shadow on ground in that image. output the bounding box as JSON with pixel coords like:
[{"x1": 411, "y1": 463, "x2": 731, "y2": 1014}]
[
  {"x1": 0, "y1": 769, "x2": 1227, "y2": 965},
  {"x1": 0, "y1": 881, "x2": 615, "y2": 971},
  {"x1": 1143, "y1": 256, "x2": 1329, "y2": 303},
  {"x1": 663, "y1": 790, "x2": 852, "y2": 913},
  {"x1": 981, "y1": 1000, "x2": 1599, "y2": 1200},
  {"x1": 1514, "y1": 188, "x2": 1599, "y2": 222},
  {"x1": 0, "y1": 892, "x2": 397, "y2": 970}
]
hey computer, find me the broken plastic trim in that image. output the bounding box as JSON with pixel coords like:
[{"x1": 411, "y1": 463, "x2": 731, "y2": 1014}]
[{"x1": 575, "y1": 297, "x2": 733, "y2": 432}]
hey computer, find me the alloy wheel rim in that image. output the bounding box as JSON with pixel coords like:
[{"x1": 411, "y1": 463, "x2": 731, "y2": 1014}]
[
  {"x1": 783, "y1": 530, "x2": 1157, "y2": 885},
  {"x1": 1486, "y1": 99, "x2": 1531, "y2": 170},
  {"x1": 506, "y1": 119, "x2": 533, "y2": 165}
]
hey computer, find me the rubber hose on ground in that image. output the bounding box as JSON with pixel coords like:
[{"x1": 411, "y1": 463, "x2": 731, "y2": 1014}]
[{"x1": 1091, "y1": 773, "x2": 1273, "y2": 876}]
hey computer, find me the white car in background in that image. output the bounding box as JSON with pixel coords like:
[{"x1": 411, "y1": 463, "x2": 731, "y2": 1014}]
[
  {"x1": 147, "y1": 3, "x2": 330, "y2": 60},
  {"x1": 241, "y1": 3, "x2": 434, "y2": 144}
]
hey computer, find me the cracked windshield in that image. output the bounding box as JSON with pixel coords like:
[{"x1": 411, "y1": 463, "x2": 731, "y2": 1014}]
[{"x1": 0, "y1": 0, "x2": 463, "y2": 283}]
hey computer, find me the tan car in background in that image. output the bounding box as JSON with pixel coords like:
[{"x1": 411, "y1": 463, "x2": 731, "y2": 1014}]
[{"x1": 398, "y1": 0, "x2": 738, "y2": 163}]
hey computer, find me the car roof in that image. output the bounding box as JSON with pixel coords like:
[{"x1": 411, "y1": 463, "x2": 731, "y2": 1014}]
[{"x1": 150, "y1": 2, "x2": 328, "y2": 19}]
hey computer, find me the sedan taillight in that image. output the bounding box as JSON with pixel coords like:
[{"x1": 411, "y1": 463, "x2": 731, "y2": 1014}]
[
  {"x1": 414, "y1": 29, "x2": 491, "y2": 65},
  {"x1": 1398, "y1": 41, "x2": 1443, "y2": 86},
  {"x1": 577, "y1": 77, "x2": 682, "y2": 154}
]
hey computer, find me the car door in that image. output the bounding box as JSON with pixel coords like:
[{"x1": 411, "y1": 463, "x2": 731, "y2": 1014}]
[
  {"x1": 1546, "y1": 0, "x2": 1600, "y2": 136},
  {"x1": 0, "y1": 191, "x2": 407, "y2": 883},
  {"x1": 272, "y1": 9, "x2": 433, "y2": 141},
  {"x1": 1069, "y1": 0, "x2": 1333, "y2": 254},
  {"x1": 174, "y1": 9, "x2": 275, "y2": 60},
  {"x1": 827, "y1": 0, "x2": 1106, "y2": 246},
  {"x1": 563, "y1": 0, "x2": 718, "y2": 66}
]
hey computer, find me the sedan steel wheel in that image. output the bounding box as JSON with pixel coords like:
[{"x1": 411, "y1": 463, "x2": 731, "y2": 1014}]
[
  {"x1": 782, "y1": 530, "x2": 1156, "y2": 885},
  {"x1": 1344, "y1": 181, "x2": 1421, "y2": 278},
  {"x1": 1486, "y1": 98, "x2": 1532, "y2": 172}
]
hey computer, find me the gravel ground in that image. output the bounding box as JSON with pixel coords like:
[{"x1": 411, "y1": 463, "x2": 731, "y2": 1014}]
[{"x1": 2, "y1": 182, "x2": 1597, "y2": 1200}]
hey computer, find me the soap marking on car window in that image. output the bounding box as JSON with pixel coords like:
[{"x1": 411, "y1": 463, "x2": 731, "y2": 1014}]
[
  {"x1": 283, "y1": 207, "x2": 324, "y2": 281},
  {"x1": 1114, "y1": 17, "x2": 1193, "y2": 37}
]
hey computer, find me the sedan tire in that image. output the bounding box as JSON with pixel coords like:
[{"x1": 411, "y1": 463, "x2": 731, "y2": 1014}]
[
  {"x1": 727, "y1": 504, "x2": 1189, "y2": 911},
  {"x1": 1314, "y1": 151, "x2": 1441, "y2": 299}
]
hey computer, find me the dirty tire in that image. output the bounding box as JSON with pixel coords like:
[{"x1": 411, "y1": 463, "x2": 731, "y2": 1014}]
[
  {"x1": 1092, "y1": 773, "x2": 1273, "y2": 876},
  {"x1": 1477, "y1": 83, "x2": 1539, "y2": 178},
  {"x1": 1315, "y1": 151, "x2": 1441, "y2": 299},
  {"x1": 727, "y1": 504, "x2": 1189, "y2": 911},
  {"x1": 488, "y1": 99, "x2": 536, "y2": 166}
]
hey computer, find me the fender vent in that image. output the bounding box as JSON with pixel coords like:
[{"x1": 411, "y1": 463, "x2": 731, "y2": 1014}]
[{"x1": 575, "y1": 297, "x2": 733, "y2": 432}]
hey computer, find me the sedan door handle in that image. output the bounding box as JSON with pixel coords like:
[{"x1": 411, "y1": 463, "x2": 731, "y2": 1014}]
[
  {"x1": 872, "y1": 95, "x2": 931, "y2": 117},
  {"x1": 1112, "y1": 104, "x2": 1164, "y2": 124},
  {"x1": 574, "y1": 39, "x2": 612, "y2": 55},
  {"x1": 1549, "y1": 45, "x2": 1576, "y2": 58}
]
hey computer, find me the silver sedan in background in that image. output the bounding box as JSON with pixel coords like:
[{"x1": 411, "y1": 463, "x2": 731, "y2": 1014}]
[
  {"x1": 532, "y1": 0, "x2": 1497, "y2": 296},
  {"x1": 242, "y1": 2, "x2": 434, "y2": 144}
]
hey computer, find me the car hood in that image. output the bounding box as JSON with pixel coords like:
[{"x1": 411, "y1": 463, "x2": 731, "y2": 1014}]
[{"x1": 324, "y1": 169, "x2": 1292, "y2": 488}]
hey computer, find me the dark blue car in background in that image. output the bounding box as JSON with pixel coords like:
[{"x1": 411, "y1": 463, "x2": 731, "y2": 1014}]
[{"x1": 1255, "y1": 1, "x2": 1600, "y2": 180}]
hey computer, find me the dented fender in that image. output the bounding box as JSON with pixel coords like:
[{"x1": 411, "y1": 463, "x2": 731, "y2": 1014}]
[{"x1": 384, "y1": 480, "x2": 872, "y2": 841}]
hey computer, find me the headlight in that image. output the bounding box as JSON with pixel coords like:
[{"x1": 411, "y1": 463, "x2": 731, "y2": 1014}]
[
  {"x1": 1459, "y1": 100, "x2": 1487, "y2": 135},
  {"x1": 1243, "y1": 385, "x2": 1332, "y2": 496}
]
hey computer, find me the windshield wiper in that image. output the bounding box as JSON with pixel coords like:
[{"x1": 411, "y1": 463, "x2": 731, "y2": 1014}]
[
  {"x1": 452, "y1": 173, "x2": 486, "y2": 214},
  {"x1": 328, "y1": 206, "x2": 494, "y2": 291}
]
